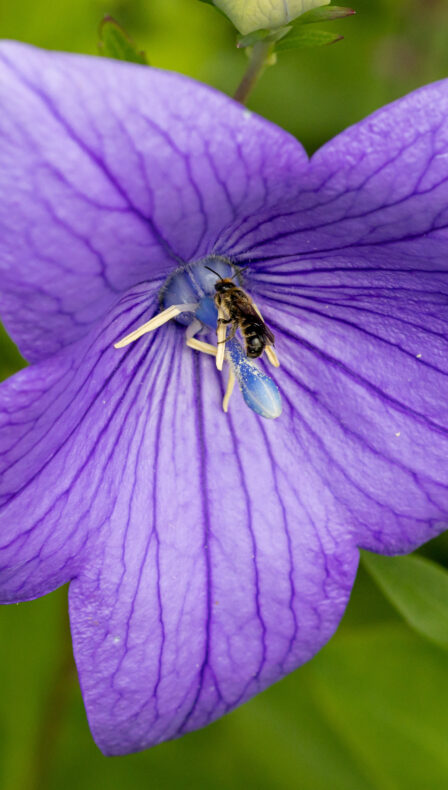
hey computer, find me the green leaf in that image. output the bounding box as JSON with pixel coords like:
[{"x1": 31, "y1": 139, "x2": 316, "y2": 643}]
[
  {"x1": 98, "y1": 16, "x2": 148, "y2": 66},
  {"x1": 0, "y1": 324, "x2": 26, "y2": 382},
  {"x1": 297, "y1": 5, "x2": 356, "y2": 25},
  {"x1": 309, "y1": 625, "x2": 448, "y2": 788},
  {"x1": 362, "y1": 551, "x2": 448, "y2": 649},
  {"x1": 276, "y1": 28, "x2": 343, "y2": 52}
]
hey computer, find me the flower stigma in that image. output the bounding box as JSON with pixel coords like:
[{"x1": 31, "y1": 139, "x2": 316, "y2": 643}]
[{"x1": 114, "y1": 257, "x2": 282, "y2": 419}]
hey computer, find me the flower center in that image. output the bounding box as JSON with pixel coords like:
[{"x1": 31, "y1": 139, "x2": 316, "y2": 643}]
[
  {"x1": 114, "y1": 257, "x2": 282, "y2": 420},
  {"x1": 161, "y1": 256, "x2": 235, "y2": 326}
]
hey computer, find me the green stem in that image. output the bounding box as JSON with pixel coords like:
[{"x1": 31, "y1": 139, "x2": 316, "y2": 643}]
[{"x1": 233, "y1": 40, "x2": 272, "y2": 104}]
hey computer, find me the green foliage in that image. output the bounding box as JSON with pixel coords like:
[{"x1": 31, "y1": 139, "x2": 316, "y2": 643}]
[
  {"x1": 271, "y1": 3, "x2": 355, "y2": 53},
  {"x1": 0, "y1": 325, "x2": 26, "y2": 382},
  {"x1": 363, "y1": 551, "x2": 448, "y2": 649},
  {"x1": 298, "y1": 4, "x2": 356, "y2": 24},
  {"x1": 98, "y1": 15, "x2": 147, "y2": 65},
  {"x1": 308, "y1": 625, "x2": 448, "y2": 789}
]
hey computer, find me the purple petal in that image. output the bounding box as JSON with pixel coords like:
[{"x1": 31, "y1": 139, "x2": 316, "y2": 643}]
[
  {"x1": 0, "y1": 42, "x2": 306, "y2": 362},
  {"x1": 223, "y1": 78, "x2": 448, "y2": 258},
  {"x1": 0, "y1": 283, "x2": 357, "y2": 754},
  {"x1": 254, "y1": 246, "x2": 448, "y2": 554},
  {"x1": 228, "y1": 76, "x2": 448, "y2": 553},
  {"x1": 0, "y1": 282, "x2": 157, "y2": 601},
  {"x1": 2, "y1": 41, "x2": 448, "y2": 757}
]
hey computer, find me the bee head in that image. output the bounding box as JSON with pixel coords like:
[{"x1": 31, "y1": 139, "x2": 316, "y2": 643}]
[
  {"x1": 213, "y1": 278, "x2": 234, "y2": 293},
  {"x1": 204, "y1": 265, "x2": 236, "y2": 293}
]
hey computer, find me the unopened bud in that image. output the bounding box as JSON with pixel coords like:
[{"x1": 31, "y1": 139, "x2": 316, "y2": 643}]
[{"x1": 211, "y1": 0, "x2": 330, "y2": 35}]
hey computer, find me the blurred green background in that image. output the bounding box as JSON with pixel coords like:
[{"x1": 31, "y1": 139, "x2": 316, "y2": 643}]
[{"x1": 2, "y1": 1, "x2": 448, "y2": 788}]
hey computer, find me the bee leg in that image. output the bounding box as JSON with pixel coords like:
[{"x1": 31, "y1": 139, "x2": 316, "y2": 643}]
[
  {"x1": 216, "y1": 307, "x2": 228, "y2": 371},
  {"x1": 216, "y1": 321, "x2": 236, "y2": 346},
  {"x1": 222, "y1": 367, "x2": 236, "y2": 413},
  {"x1": 114, "y1": 303, "x2": 198, "y2": 348},
  {"x1": 225, "y1": 323, "x2": 238, "y2": 342},
  {"x1": 216, "y1": 317, "x2": 232, "y2": 342}
]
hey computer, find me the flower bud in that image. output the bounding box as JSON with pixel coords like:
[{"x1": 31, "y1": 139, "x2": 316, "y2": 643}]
[{"x1": 211, "y1": 0, "x2": 330, "y2": 35}]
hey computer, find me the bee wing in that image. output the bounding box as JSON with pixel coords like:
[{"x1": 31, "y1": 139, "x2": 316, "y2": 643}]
[
  {"x1": 233, "y1": 290, "x2": 263, "y2": 321},
  {"x1": 241, "y1": 296, "x2": 275, "y2": 346},
  {"x1": 262, "y1": 324, "x2": 275, "y2": 346}
]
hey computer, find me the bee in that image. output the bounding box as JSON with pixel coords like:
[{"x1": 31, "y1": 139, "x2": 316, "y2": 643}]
[{"x1": 205, "y1": 266, "x2": 276, "y2": 363}]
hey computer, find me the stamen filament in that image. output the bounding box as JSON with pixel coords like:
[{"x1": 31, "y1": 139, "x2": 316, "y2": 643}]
[
  {"x1": 114, "y1": 303, "x2": 197, "y2": 348},
  {"x1": 186, "y1": 338, "x2": 217, "y2": 356},
  {"x1": 216, "y1": 306, "x2": 227, "y2": 371},
  {"x1": 222, "y1": 368, "x2": 235, "y2": 412},
  {"x1": 185, "y1": 318, "x2": 203, "y2": 341}
]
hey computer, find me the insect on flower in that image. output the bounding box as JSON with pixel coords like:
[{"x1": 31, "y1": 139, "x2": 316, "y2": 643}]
[
  {"x1": 2, "y1": 43, "x2": 448, "y2": 758},
  {"x1": 114, "y1": 258, "x2": 282, "y2": 419},
  {"x1": 204, "y1": 265, "x2": 279, "y2": 372}
]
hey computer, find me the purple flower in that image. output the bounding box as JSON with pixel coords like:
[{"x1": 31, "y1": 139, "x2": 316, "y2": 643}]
[{"x1": 1, "y1": 41, "x2": 448, "y2": 756}]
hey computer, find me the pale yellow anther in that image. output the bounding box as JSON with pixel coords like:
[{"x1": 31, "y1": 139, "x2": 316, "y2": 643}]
[
  {"x1": 216, "y1": 305, "x2": 227, "y2": 371},
  {"x1": 114, "y1": 303, "x2": 197, "y2": 348},
  {"x1": 186, "y1": 338, "x2": 218, "y2": 357},
  {"x1": 222, "y1": 368, "x2": 236, "y2": 413},
  {"x1": 265, "y1": 346, "x2": 280, "y2": 367}
]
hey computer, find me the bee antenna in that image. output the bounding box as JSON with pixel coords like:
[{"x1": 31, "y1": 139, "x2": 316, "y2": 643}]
[{"x1": 204, "y1": 265, "x2": 225, "y2": 280}]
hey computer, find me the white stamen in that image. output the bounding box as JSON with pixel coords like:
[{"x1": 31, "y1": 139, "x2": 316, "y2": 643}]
[
  {"x1": 185, "y1": 317, "x2": 218, "y2": 356},
  {"x1": 222, "y1": 368, "x2": 235, "y2": 412},
  {"x1": 186, "y1": 338, "x2": 217, "y2": 357},
  {"x1": 185, "y1": 318, "x2": 203, "y2": 342},
  {"x1": 114, "y1": 303, "x2": 197, "y2": 348},
  {"x1": 216, "y1": 305, "x2": 227, "y2": 371}
]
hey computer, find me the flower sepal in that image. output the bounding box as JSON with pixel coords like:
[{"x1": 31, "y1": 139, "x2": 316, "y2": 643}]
[
  {"x1": 273, "y1": 3, "x2": 354, "y2": 51},
  {"x1": 98, "y1": 16, "x2": 148, "y2": 66},
  {"x1": 275, "y1": 26, "x2": 343, "y2": 52},
  {"x1": 296, "y1": 4, "x2": 355, "y2": 24}
]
